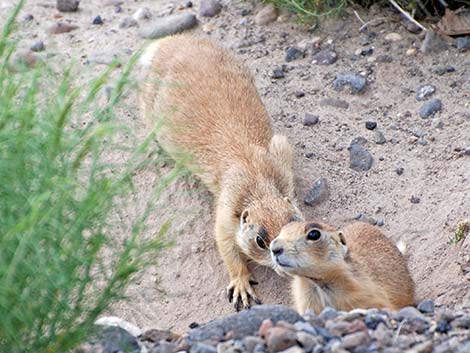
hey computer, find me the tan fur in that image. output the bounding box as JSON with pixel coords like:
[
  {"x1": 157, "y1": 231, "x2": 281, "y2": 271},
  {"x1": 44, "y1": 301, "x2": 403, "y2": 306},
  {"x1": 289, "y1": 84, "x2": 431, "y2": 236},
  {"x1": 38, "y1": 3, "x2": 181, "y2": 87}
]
[
  {"x1": 270, "y1": 221, "x2": 415, "y2": 314},
  {"x1": 139, "y1": 34, "x2": 303, "y2": 309}
]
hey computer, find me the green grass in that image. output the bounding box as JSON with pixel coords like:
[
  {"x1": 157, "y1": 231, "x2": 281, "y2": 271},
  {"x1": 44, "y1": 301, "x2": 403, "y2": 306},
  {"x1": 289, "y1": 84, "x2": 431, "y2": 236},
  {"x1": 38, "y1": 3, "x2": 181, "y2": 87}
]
[
  {"x1": 0, "y1": 2, "x2": 183, "y2": 352},
  {"x1": 266, "y1": 0, "x2": 349, "y2": 19}
]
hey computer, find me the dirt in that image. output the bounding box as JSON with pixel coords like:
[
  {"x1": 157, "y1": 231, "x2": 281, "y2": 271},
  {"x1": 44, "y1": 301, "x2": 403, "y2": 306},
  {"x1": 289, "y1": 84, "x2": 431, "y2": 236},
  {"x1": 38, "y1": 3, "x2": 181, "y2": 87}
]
[{"x1": 2, "y1": 0, "x2": 469, "y2": 333}]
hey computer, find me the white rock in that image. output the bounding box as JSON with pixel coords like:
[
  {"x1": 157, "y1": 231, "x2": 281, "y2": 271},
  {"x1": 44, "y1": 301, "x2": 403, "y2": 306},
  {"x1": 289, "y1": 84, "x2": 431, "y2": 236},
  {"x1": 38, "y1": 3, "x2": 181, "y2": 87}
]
[
  {"x1": 384, "y1": 32, "x2": 402, "y2": 42},
  {"x1": 133, "y1": 7, "x2": 152, "y2": 21},
  {"x1": 95, "y1": 316, "x2": 142, "y2": 337}
]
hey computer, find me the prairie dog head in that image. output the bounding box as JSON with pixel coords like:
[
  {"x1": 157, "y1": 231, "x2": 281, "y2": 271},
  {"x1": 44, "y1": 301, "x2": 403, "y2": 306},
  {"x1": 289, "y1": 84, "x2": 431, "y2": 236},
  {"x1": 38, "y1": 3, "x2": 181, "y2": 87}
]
[
  {"x1": 270, "y1": 221, "x2": 348, "y2": 278},
  {"x1": 236, "y1": 197, "x2": 303, "y2": 267}
]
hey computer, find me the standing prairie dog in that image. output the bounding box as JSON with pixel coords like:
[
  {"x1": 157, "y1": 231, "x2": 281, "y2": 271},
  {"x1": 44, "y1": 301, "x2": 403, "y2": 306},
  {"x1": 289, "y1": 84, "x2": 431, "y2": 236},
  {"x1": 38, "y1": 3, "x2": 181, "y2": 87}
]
[
  {"x1": 139, "y1": 34, "x2": 303, "y2": 310},
  {"x1": 270, "y1": 221, "x2": 414, "y2": 314}
]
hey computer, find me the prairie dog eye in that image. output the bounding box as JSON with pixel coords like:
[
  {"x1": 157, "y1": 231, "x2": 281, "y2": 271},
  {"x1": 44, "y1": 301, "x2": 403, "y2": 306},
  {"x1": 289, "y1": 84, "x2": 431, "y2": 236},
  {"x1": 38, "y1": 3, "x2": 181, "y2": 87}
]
[
  {"x1": 307, "y1": 229, "x2": 321, "y2": 241},
  {"x1": 256, "y1": 235, "x2": 267, "y2": 249}
]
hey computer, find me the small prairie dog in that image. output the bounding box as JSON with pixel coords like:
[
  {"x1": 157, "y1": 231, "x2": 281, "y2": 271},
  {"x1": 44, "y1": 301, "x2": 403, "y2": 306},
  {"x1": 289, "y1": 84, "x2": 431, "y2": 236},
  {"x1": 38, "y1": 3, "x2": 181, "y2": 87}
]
[
  {"x1": 139, "y1": 34, "x2": 303, "y2": 310},
  {"x1": 270, "y1": 221, "x2": 414, "y2": 314}
]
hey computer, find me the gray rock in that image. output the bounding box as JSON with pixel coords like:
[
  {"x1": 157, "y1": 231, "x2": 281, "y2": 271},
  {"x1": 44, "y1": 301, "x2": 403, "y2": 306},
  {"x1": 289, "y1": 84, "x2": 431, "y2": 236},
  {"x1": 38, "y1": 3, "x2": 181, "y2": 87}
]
[
  {"x1": 350, "y1": 136, "x2": 368, "y2": 147},
  {"x1": 304, "y1": 178, "x2": 329, "y2": 207},
  {"x1": 349, "y1": 144, "x2": 373, "y2": 171},
  {"x1": 199, "y1": 0, "x2": 222, "y2": 17},
  {"x1": 374, "y1": 130, "x2": 386, "y2": 144},
  {"x1": 319, "y1": 306, "x2": 340, "y2": 321},
  {"x1": 57, "y1": 0, "x2": 79, "y2": 12},
  {"x1": 156, "y1": 342, "x2": 176, "y2": 353},
  {"x1": 120, "y1": 17, "x2": 138, "y2": 28},
  {"x1": 410, "y1": 196, "x2": 421, "y2": 204},
  {"x1": 88, "y1": 51, "x2": 120, "y2": 65},
  {"x1": 190, "y1": 343, "x2": 217, "y2": 353},
  {"x1": 285, "y1": 47, "x2": 304, "y2": 62},
  {"x1": 341, "y1": 332, "x2": 370, "y2": 350},
  {"x1": 354, "y1": 214, "x2": 377, "y2": 225},
  {"x1": 295, "y1": 332, "x2": 318, "y2": 351},
  {"x1": 311, "y1": 50, "x2": 337, "y2": 65},
  {"x1": 396, "y1": 306, "x2": 426, "y2": 321},
  {"x1": 417, "y1": 299, "x2": 435, "y2": 314},
  {"x1": 243, "y1": 336, "x2": 265, "y2": 353},
  {"x1": 303, "y1": 113, "x2": 319, "y2": 126},
  {"x1": 266, "y1": 327, "x2": 297, "y2": 353},
  {"x1": 294, "y1": 321, "x2": 317, "y2": 335},
  {"x1": 30, "y1": 41, "x2": 45, "y2": 52},
  {"x1": 376, "y1": 54, "x2": 393, "y2": 63},
  {"x1": 415, "y1": 84, "x2": 436, "y2": 101},
  {"x1": 333, "y1": 73, "x2": 366, "y2": 94},
  {"x1": 451, "y1": 316, "x2": 470, "y2": 329},
  {"x1": 49, "y1": 22, "x2": 79, "y2": 34},
  {"x1": 319, "y1": 98, "x2": 349, "y2": 109},
  {"x1": 420, "y1": 30, "x2": 448, "y2": 54},
  {"x1": 93, "y1": 15, "x2": 104, "y2": 25},
  {"x1": 132, "y1": 7, "x2": 152, "y2": 21},
  {"x1": 456, "y1": 37, "x2": 470, "y2": 52},
  {"x1": 186, "y1": 305, "x2": 303, "y2": 343},
  {"x1": 255, "y1": 4, "x2": 278, "y2": 25},
  {"x1": 419, "y1": 99, "x2": 442, "y2": 118},
  {"x1": 139, "y1": 13, "x2": 197, "y2": 39},
  {"x1": 81, "y1": 326, "x2": 140, "y2": 353},
  {"x1": 271, "y1": 68, "x2": 285, "y2": 79}
]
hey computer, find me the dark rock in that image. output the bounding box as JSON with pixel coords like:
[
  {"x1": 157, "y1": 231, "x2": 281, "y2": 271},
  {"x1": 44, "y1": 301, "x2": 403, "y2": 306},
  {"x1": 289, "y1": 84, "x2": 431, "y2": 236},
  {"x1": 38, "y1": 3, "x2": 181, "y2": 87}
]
[
  {"x1": 417, "y1": 300, "x2": 435, "y2": 314},
  {"x1": 436, "y1": 320, "x2": 452, "y2": 334},
  {"x1": 349, "y1": 144, "x2": 373, "y2": 171},
  {"x1": 419, "y1": 99, "x2": 442, "y2": 118},
  {"x1": 342, "y1": 332, "x2": 370, "y2": 350},
  {"x1": 361, "y1": 47, "x2": 374, "y2": 56},
  {"x1": 141, "y1": 328, "x2": 179, "y2": 342},
  {"x1": 396, "y1": 167, "x2": 404, "y2": 175},
  {"x1": 415, "y1": 84, "x2": 436, "y2": 101},
  {"x1": 186, "y1": 1, "x2": 193, "y2": 8},
  {"x1": 30, "y1": 41, "x2": 45, "y2": 52},
  {"x1": 410, "y1": 196, "x2": 421, "y2": 204},
  {"x1": 271, "y1": 68, "x2": 284, "y2": 79},
  {"x1": 312, "y1": 50, "x2": 337, "y2": 65},
  {"x1": 333, "y1": 73, "x2": 366, "y2": 94},
  {"x1": 364, "y1": 312, "x2": 386, "y2": 330},
  {"x1": 304, "y1": 178, "x2": 329, "y2": 207},
  {"x1": 456, "y1": 37, "x2": 470, "y2": 52},
  {"x1": 83, "y1": 326, "x2": 140, "y2": 353},
  {"x1": 199, "y1": 0, "x2": 222, "y2": 17},
  {"x1": 186, "y1": 305, "x2": 303, "y2": 343},
  {"x1": 294, "y1": 91, "x2": 305, "y2": 98},
  {"x1": 451, "y1": 316, "x2": 470, "y2": 329},
  {"x1": 420, "y1": 30, "x2": 448, "y2": 54},
  {"x1": 92, "y1": 15, "x2": 103, "y2": 25},
  {"x1": 49, "y1": 22, "x2": 79, "y2": 34},
  {"x1": 319, "y1": 98, "x2": 349, "y2": 109},
  {"x1": 285, "y1": 47, "x2": 304, "y2": 62},
  {"x1": 57, "y1": 0, "x2": 79, "y2": 12},
  {"x1": 374, "y1": 131, "x2": 386, "y2": 144},
  {"x1": 22, "y1": 14, "x2": 34, "y2": 21},
  {"x1": 190, "y1": 343, "x2": 217, "y2": 353},
  {"x1": 405, "y1": 22, "x2": 422, "y2": 33},
  {"x1": 139, "y1": 13, "x2": 197, "y2": 39},
  {"x1": 265, "y1": 327, "x2": 297, "y2": 353},
  {"x1": 433, "y1": 65, "x2": 456, "y2": 76},
  {"x1": 365, "y1": 121, "x2": 377, "y2": 130},
  {"x1": 377, "y1": 219, "x2": 384, "y2": 227},
  {"x1": 303, "y1": 113, "x2": 319, "y2": 126},
  {"x1": 255, "y1": 4, "x2": 278, "y2": 25},
  {"x1": 243, "y1": 336, "x2": 265, "y2": 353}
]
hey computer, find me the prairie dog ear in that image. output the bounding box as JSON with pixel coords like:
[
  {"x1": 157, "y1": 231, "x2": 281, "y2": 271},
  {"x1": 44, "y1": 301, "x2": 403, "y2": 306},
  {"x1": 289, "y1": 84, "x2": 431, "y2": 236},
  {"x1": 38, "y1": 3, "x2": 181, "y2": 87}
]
[
  {"x1": 241, "y1": 209, "x2": 250, "y2": 225},
  {"x1": 337, "y1": 231, "x2": 348, "y2": 256},
  {"x1": 269, "y1": 135, "x2": 293, "y2": 167}
]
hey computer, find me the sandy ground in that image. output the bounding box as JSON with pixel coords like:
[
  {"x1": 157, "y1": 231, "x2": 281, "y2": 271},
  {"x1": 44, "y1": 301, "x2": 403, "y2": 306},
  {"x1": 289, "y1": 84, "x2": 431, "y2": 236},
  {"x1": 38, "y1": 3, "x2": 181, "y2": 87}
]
[{"x1": 2, "y1": 0, "x2": 469, "y2": 333}]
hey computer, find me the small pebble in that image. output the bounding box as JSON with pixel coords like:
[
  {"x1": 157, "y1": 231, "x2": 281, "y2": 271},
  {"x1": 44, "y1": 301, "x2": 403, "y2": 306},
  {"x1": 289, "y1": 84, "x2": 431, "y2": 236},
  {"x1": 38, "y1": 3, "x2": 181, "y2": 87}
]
[
  {"x1": 355, "y1": 214, "x2": 377, "y2": 225},
  {"x1": 349, "y1": 144, "x2": 373, "y2": 171},
  {"x1": 311, "y1": 50, "x2": 337, "y2": 65},
  {"x1": 365, "y1": 121, "x2": 377, "y2": 130},
  {"x1": 139, "y1": 13, "x2": 197, "y2": 39},
  {"x1": 133, "y1": 7, "x2": 152, "y2": 21},
  {"x1": 333, "y1": 73, "x2": 366, "y2": 94},
  {"x1": 320, "y1": 98, "x2": 349, "y2": 109},
  {"x1": 384, "y1": 32, "x2": 402, "y2": 42},
  {"x1": 374, "y1": 131, "x2": 386, "y2": 144},
  {"x1": 30, "y1": 41, "x2": 45, "y2": 52},
  {"x1": 57, "y1": 0, "x2": 79, "y2": 12},
  {"x1": 396, "y1": 167, "x2": 404, "y2": 175},
  {"x1": 415, "y1": 84, "x2": 436, "y2": 101},
  {"x1": 417, "y1": 300, "x2": 435, "y2": 314},
  {"x1": 285, "y1": 47, "x2": 303, "y2": 62},
  {"x1": 456, "y1": 37, "x2": 470, "y2": 52},
  {"x1": 294, "y1": 91, "x2": 305, "y2": 98},
  {"x1": 199, "y1": 0, "x2": 222, "y2": 17},
  {"x1": 271, "y1": 68, "x2": 284, "y2": 79},
  {"x1": 49, "y1": 22, "x2": 79, "y2": 34},
  {"x1": 377, "y1": 54, "x2": 393, "y2": 63},
  {"x1": 92, "y1": 15, "x2": 103, "y2": 25},
  {"x1": 419, "y1": 99, "x2": 442, "y2": 118},
  {"x1": 22, "y1": 14, "x2": 34, "y2": 21},
  {"x1": 410, "y1": 196, "x2": 421, "y2": 204},
  {"x1": 304, "y1": 178, "x2": 329, "y2": 207},
  {"x1": 303, "y1": 113, "x2": 319, "y2": 126},
  {"x1": 254, "y1": 3, "x2": 278, "y2": 25}
]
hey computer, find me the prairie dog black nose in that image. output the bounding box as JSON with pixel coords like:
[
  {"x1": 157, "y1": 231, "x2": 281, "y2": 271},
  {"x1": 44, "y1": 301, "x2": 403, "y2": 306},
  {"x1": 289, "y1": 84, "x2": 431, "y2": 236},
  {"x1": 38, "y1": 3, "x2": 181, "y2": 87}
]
[{"x1": 271, "y1": 246, "x2": 284, "y2": 256}]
